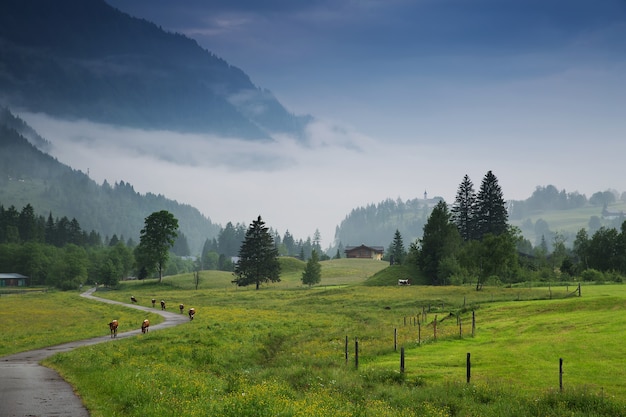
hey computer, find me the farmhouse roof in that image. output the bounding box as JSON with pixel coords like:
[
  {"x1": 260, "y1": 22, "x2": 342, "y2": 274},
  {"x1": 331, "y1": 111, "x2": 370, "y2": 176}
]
[
  {"x1": 344, "y1": 244, "x2": 384, "y2": 253},
  {"x1": 0, "y1": 273, "x2": 28, "y2": 279}
]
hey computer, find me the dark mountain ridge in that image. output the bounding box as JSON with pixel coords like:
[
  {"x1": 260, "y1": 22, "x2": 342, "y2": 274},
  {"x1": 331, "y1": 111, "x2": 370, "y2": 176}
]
[
  {"x1": 0, "y1": 108, "x2": 220, "y2": 253},
  {"x1": 0, "y1": 0, "x2": 311, "y2": 139}
]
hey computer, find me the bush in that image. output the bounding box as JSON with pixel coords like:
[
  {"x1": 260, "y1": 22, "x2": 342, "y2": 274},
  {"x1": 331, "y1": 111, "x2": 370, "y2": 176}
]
[{"x1": 580, "y1": 269, "x2": 604, "y2": 282}]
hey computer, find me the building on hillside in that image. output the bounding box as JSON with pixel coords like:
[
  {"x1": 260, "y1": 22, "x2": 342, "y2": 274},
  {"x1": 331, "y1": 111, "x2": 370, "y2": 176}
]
[
  {"x1": 344, "y1": 245, "x2": 384, "y2": 260},
  {"x1": 0, "y1": 273, "x2": 29, "y2": 287}
]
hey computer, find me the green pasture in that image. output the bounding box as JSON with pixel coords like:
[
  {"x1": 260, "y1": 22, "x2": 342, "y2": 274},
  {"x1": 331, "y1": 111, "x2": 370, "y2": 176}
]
[
  {"x1": 510, "y1": 201, "x2": 626, "y2": 240},
  {"x1": 0, "y1": 290, "x2": 163, "y2": 356},
  {"x1": 2, "y1": 259, "x2": 625, "y2": 416}
]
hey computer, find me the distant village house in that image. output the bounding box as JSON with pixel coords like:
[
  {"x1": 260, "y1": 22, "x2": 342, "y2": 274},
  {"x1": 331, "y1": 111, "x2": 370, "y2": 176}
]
[
  {"x1": 344, "y1": 244, "x2": 384, "y2": 260},
  {"x1": 0, "y1": 273, "x2": 29, "y2": 287}
]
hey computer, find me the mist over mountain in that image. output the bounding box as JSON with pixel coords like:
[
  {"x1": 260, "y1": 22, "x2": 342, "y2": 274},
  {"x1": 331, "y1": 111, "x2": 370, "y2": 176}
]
[
  {"x1": 0, "y1": 108, "x2": 220, "y2": 253},
  {"x1": 0, "y1": 0, "x2": 311, "y2": 139}
]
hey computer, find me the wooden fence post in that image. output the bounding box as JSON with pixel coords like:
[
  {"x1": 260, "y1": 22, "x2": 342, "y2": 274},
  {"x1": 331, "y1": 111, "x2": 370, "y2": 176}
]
[
  {"x1": 459, "y1": 317, "x2": 462, "y2": 338},
  {"x1": 418, "y1": 318, "x2": 421, "y2": 345},
  {"x1": 355, "y1": 338, "x2": 359, "y2": 369},
  {"x1": 434, "y1": 315, "x2": 437, "y2": 341},
  {"x1": 400, "y1": 347, "x2": 405, "y2": 373},
  {"x1": 559, "y1": 358, "x2": 563, "y2": 391},
  {"x1": 345, "y1": 335, "x2": 348, "y2": 364},
  {"x1": 466, "y1": 353, "x2": 471, "y2": 383},
  {"x1": 472, "y1": 310, "x2": 476, "y2": 337},
  {"x1": 394, "y1": 328, "x2": 397, "y2": 352}
]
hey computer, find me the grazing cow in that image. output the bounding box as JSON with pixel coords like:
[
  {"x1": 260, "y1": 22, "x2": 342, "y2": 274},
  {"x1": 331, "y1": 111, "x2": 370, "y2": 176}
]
[
  {"x1": 160, "y1": 300, "x2": 166, "y2": 310},
  {"x1": 152, "y1": 298, "x2": 156, "y2": 308},
  {"x1": 108, "y1": 320, "x2": 119, "y2": 338},
  {"x1": 131, "y1": 296, "x2": 137, "y2": 304},
  {"x1": 141, "y1": 319, "x2": 150, "y2": 333},
  {"x1": 179, "y1": 304, "x2": 184, "y2": 314},
  {"x1": 188, "y1": 308, "x2": 195, "y2": 321},
  {"x1": 398, "y1": 279, "x2": 410, "y2": 286}
]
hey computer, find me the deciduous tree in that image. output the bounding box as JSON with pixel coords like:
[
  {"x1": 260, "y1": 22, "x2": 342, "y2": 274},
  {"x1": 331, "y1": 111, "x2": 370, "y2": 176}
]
[{"x1": 137, "y1": 210, "x2": 179, "y2": 282}]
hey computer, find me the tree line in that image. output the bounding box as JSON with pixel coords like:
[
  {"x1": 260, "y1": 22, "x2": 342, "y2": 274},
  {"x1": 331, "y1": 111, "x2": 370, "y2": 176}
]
[
  {"x1": 386, "y1": 171, "x2": 626, "y2": 286},
  {"x1": 0, "y1": 203, "x2": 196, "y2": 289}
]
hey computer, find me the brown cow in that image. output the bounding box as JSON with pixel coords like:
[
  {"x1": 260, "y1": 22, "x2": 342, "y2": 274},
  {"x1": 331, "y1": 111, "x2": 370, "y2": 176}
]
[
  {"x1": 188, "y1": 308, "x2": 195, "y2": 321},
  {"x1": 108, "y1": 320, "x2": 119, "y2": 338},
  {"x1": 152, "y1": 298, "x2": 156, "y2": 308},
  {"x1": 160, "y1": 300, "x2": 166, "y2": 310},
  {"x1": 141, "y1": 319, "x2": 150, "y2": 333},
  {"x1": 179, "y1": 304, "x2": 184, "y2": 314},
  {"x1": 130, "y1": 296, "x2": 137, "y2": 304}
]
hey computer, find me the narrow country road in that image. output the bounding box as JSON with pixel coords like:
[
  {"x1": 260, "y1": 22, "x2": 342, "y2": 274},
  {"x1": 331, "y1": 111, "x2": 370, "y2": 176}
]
[{"x1": 0, "y1": 287, "x2": 189, "y2": 417}]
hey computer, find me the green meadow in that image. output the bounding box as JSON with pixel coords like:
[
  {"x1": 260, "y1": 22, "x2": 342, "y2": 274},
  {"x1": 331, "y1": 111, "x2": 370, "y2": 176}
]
[{"x1": 2, "y1": 259, "x2": 625, "y2": 416}]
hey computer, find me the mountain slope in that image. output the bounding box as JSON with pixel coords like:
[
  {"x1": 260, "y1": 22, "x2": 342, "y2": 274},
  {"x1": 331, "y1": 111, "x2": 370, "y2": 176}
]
[
  {"x1": 0, "y1": 108, "x2": 220, "y2": 253},
  {"x1": 0, "y1": 0, "x2": 311, "y2": 139}
]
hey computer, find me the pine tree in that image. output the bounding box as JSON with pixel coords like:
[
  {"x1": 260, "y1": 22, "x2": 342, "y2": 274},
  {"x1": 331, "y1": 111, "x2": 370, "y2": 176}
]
[
  {"x1": 233, "y1": 216, "x2": 281, "y2": 290},
  {"x1": 389, "y1": 229, "x2": 406, "y2": 264},
  {"x1": 416, "y1": 201, "x2": 461, "y2": 285},
  {"x1": 451, "y1": 174, "x2": 477, "y2": 241},
  {"x1": 475, "y1": 170, "x2": 508, "y2": 239},
  {"x1": 301, "y1": 249, "x2": 322, "y2": 287}
]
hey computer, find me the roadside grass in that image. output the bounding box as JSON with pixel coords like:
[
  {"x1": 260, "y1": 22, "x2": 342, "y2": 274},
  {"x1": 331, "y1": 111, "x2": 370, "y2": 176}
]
[
  {"x1": 37, "y1": 280, "x2": 626, "y2": 417},
  {"x1": 0, "y1": 289, "x2": 163, "y2": 356}
]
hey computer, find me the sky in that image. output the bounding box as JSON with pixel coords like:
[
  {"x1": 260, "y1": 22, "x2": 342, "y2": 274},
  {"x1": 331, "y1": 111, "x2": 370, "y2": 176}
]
[{"x1": 22, "y1": 0, "x2": 626, "y2": 249}]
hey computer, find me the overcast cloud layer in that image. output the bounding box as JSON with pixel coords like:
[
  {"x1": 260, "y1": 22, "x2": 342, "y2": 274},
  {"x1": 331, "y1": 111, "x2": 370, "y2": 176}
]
[{"x1": 22, "y1": 1, "x2": 626, "y2": 249}]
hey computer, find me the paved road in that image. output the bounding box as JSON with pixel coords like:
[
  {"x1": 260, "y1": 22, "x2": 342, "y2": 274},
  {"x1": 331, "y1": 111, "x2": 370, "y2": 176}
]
[{"x1": 0, "y1": 287, "x2": 189, "y2": 417}]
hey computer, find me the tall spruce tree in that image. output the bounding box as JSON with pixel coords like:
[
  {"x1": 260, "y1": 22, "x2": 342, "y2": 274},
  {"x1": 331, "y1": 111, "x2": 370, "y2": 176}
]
[
  {"x1": 451, "y1": 174, "x2": 477, "y2": 241},
  {"x1": 416, "y1": 201, "x2": 461, "y2": 285},
  {"x1": 233, "y1": 216, "x2": 281, "y2": 290},
  {"x1": 389, "y1": 229, "x2": 406, "y2": 264},
  {"x1": 475, "y1": 170, "x2": 508, "y2": 239}
]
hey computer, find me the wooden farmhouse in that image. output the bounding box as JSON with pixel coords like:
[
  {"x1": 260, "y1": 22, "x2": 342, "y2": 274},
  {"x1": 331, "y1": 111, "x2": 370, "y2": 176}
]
[
  {"x1": 0, "y1": 273, "x2": 29, "y2": 287},
  {"x1": 344, "y1": 245, "x2": 384, "y2": 260}
]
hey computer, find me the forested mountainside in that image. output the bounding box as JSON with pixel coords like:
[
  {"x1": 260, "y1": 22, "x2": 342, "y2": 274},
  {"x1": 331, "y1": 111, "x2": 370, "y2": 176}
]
[
  {"x1": 0, "y1": 0, "x2": 310, "y2": 139},
  {"x1": 333, "y1": 197, "x2": 442, "y2": 251},
  {"x1": 333, "y1": 186, "x2": 626, "y2": 253},
  {"x1": 0, "y1": 108, "x2": 220, "y2": 253}
]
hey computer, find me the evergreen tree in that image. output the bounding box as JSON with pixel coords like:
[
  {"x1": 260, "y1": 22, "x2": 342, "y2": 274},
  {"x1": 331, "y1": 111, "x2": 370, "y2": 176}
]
[
  {"x1": 389, "y1": 229, "x2": 406, "y2": 264},
  {"x1": 18, "y1": 203, "x2": 39, "y2": 242},
  {"x1": 302, "y1": 249, "x2": 322, "y2": 287},
  {"x1": 172, "y1": 231, "x2": 191, "y2": 256},
  {"x1": 415, "y1": 201, "x2": 461, "y2": 285},
  {"x1": 233, "y1": 216, "x2": 281, "y2": 290},
  {"x1": 475, "y1": 170, "x2": 508, "y2": 239},
  {"x1": 451, "y1": 174, "x2": 477, "y2": 241},
  {"x1": 283, "y1": 230, "x2": 295, "y2": 256},
  {"x1": 218, "y1": 222, "x2": 241, "y2": 257}
]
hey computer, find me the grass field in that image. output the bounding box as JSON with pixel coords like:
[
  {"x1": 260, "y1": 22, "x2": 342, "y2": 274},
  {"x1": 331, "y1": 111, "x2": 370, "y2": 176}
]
[{"x1": 2, "y1": 259, "x2": 625, "y2": 416}]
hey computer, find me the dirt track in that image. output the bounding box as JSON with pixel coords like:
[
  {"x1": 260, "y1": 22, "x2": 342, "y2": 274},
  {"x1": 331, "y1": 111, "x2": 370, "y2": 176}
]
[{"x1": 0, "y1": 287, "x2": 189, "y2": 417}]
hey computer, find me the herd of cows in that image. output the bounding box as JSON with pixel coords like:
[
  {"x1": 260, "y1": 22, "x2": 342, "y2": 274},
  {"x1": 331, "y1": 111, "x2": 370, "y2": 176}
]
[{"x1": 107, "y1": 297, "x2": 196, "y2": 338}]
